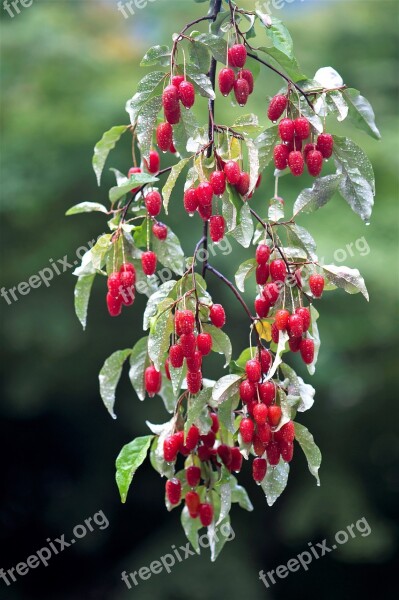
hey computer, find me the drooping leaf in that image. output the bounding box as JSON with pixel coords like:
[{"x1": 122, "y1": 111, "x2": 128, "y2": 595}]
[
  {"x1": 193, "y1": 32, "x2": 228, "y2": 64},
  {"x1": 322, "y1": 264, "x2": 369, "y2": 300},
  {"x1": 232, "y1": 114, "x2": 264, "y2": 136},
  {"x1": 153, "y1": 226, "x2": 185, "y2": 275},
  {"x1": 185, "y1": 64, "x2": 215, "y2": 99},
  {"x1": 143, "y1": 281, "x2": 176, "y2": 330},
  {"x1": 181, "y1": 506, "x2": 202, "y2": 554},
  {"x1": 230, "y1": 203, "x2": 254, "y2": 248},
  {"x1": 99, "y1": 349, "x2": 132, "y2": 418},
  {"x1": 136, "y1": 95, "x2": 163, "y2": 159},
  {"x1": 260, "y1": 458, "x2": 290, "y2": 507},
  {"x1": 92, "y1": 125, "x2": 129, "y2": 185},
  {"x1": 217, "y1": 393, "x2": 239, "y2": 434},
  {"x1": 234, "y1": 258, "x2": 256, "y2": 293},
  {"x1": 294, "y1": 422, "x2": 322, "y2": 485},
  {"x1": 202, "y1": 324, "x2": 232, "y2": 367},
  {"x1": 189, "y1": 38, "x2": 211, "y2": 72},
  {"x1": 266, "y1": 330, "x2": 289, "y2": 381},
  {"x1": 66, "y1": 202, "x2": 108, "y2": 216},
  {"x1": 268, "y1": 197, "x2": 285, "y2": 222},
  {"x1": 326, "y1": 90, "x2": 348, "y2": 122},
  {"x1": 344, "y1": 88, "x2": 381, "y2": 140},
  {"x1": 74, "y1": 274, "x2": 95, "y2": 330},
  {"x1": 162, "y1": 158, "x2": 191, "y2": 213},
  {"x1": 306, "y1": 305, "x2": 320, "y2": 376},
  {"x1": 115, "y1": 435, "x2": 154, "y2": 503},
  {"x1": 266, "y1": 17, "x2": 293, "y2": 58},
  {"x1": 148, "y1": 299, "x2": 174, "y2": 370},
  {"x1": 212, "y1": 374, "x2": 242, "y2": 406},
  {"x1": 245, "y1": 137, "x2": 260, "y2": 194},
  {"x1": 128, "y1": 337, "x2": 149, "y2": 401},
  {"x1": 255, "y1": 126, "x2": 279, "y2": 172},
  {"x1": 293, "y1": 174, "x2": 344, "y2": 216},
  {"x1": 109, "y1": 173, "x2": 158, "y2": 204},
  {"x1": 140, "y1": 45, "x2": 171, "y2": 67},
  {"x1": 185, "y1": 387, "x2": 212, "y2": 433},
  {"x1": 280, "y1": 363, "x2": 315, "y2": 413},
  {"x1": 173, "y1": 109, "x2": 200, "y2": 158},
  {"x1": 91, "y1": 234, "x2": 112, "y2": 270},
  {"x1": 286, "y1": 223, "x2": 318, "y2": 261},
  {"x1": 230, "y1": 475, "x2": 254, "y2": 511},
  {"x1": 257, "y1": 46, "x2": 306, "y2": 83},
  {"x1": 158, "y1": 377, "x2": 177, "y2": 414},
  {"x1": 125, "y1": 71, "x2": 166, "y2": 124}
]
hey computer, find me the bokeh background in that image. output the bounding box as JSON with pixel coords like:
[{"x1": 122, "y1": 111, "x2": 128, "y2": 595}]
[{"x1": 1, "y1": 0, "x2": 398, "y2": 598}]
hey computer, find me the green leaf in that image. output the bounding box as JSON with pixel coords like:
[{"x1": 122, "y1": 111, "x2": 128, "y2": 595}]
[
  {"x1": 260, "y1": 458, "x2": 290, "y2": 506},
  {"x1": 125, "y1": 71, "x2": 166, "y2": 124},
  {"x1": 99, "y1": 349, "x2": 132, "y2": 418},
  {"x1": 181, "y1": 507, "x2": 202, "y2": 554},
  {"x1": 115, "y1": 435, "x2": 154, "y2": 503},
  {"x1": 231, "y1": 113, "x2": 264, "y2": 136},
  {"x1": 109, "y1": 173, "x2": 158, "y2": 204},
  {"x1": 245, "y1": 137, "x2": 260, "y2": 194},
  {"x1": 149, "y1": 434, "x2": 174, "y2": 478},
  {"x1": 128, "y1": 337, "x2": 149, "y2": 401},
  {"x1": 91, "y1": 234, "x2": 112, "y2": 270},
  {"x1": 92, "y1": 125, "x2": 129, "y2": 186},
  {"x1": 230, "y1": 475, "x2": 254, "y2": 511},
  {"x1": 306, "y1": 305, "x2": 320, "y2": 376},
  {"x1": 74, "y1": 274, "x2": 95, "y2": 330},
  {"x1": 173, "y1": 109, "x2": 199, "y2": 158},
  {"x1": 162, "y1": 158, "x2": 191, "y2": 213},
  {"x1": 344, "y1": 88, "x2": 381, "y2": 140},
  {"x1": 185, "y1": 64, "x2": 215, "y2": 99},
  {"x1": 210, "y1": 10, "x2": 231, "y2": 35},
  {"x1": 66, "y1": 202, "x2": 108, "y2": 216},
  {"x1": 217, "y1": 393, "x2": 239, "y2": 434},
  {"x1": 257, "y1": 46, "x2": 306, "y2": 83},
  {"x1": 230, "y1": 203, "x2": 254, "y2": 248},
  {"x1": 153, "y1": 226, "x2": 185, "y2": 275},
  {"x1": 189, "y1": 39, "x2": 211, "y2": 72},
  {"x1": 230, "y1": 347, "x2": 253, "y2": 375},
  {"x1": 234, "y1": 258, "x2": 256, "y2": 292},
  {"x1": 286, "y1": 224, "x2": 317, "y2": 261},
  {"x1": 194, "y1": 32, "x2": 227, "y2": 64},
  {"x1": 267, "y1": 330, "x2": 289, "y2": 380},
  {"x1": 326, "y1": 90, "x2": 348, "y2": 122},
  {"x1": 136, "y1": 95, "x2": 163, "y2": 159},
  {"x1": 185, "y1": 387, "x2": 212, "y2": 432},
  {"x1": 294, "y1": 422, "x2": 322, "y2": 485},
  {"x1": 293, "y1": 174, "x2": 344, "y2": 216},
  {"x1": 202, "y1": 324, "x2": 232, "y2": 367},
  {"x1": 140, "y1": 45, "x2": 171, "y2": 67},
  {"x1": 148, "y1": 299, "x2": 174, "y2": 370},
  {"x1": 159, "y1": 377, "x2": 176, "y2": 414},
  {"x1": 266, "y1": 17, "x2": 293, "y2": 58},
  {"x1": 280, "y1": 363, "x2": 315, "y2": 413},
  {"x1": 268, "y1": 197, "x2": 285, "y2": 222},
  {"x1": 212, "y1": 374, "x2": 242, "y2": 406},
  {"x1": 143, "y1": 281, "x2": 176, "y2": 330},
  {"x1": 255, "y1": 126, "x2": 279, "y2": 171},
  {"x1": 170, "y1": 363, "x2": 187, "y2": 397},
  {"x1": 322, "y1": 265, "x2": 369, "y2": 300},
  {"x1": 333, "y1": 135, "x2": 375, "y2": 222}
]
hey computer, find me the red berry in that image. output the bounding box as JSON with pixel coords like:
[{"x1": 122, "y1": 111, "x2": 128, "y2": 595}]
[
  {"x1": 210, "y1": 413, "x2": 219, "y2": 433},
  {"x1": 228, "y1": 44, "x2": 247, "y2": 68},
  {"x1": 128, "y1": 167, "x2": 142, "y2": 194},
  {"x1": 309, "y1": 274, "x2": 324, "y2": 297},
  {"x1": 163, "y1": 434, "x2": 180, "y2": 462},
  {"x1": 217, "y1": 444, "x2": 232, "y2": 467},
  {"x1": 271, "y1": 323, "x2": 279, "y2": 344},
  {"x1": 252, "y1": 434, "x2": 266, "y2": 457},
  {"x1": 178, "y1": 81, "x2": 195, "y2": 109},
  {"x1": 172, "y1": 75, "x2": 184, "y2": 89},
  {"x1": 175, "y1": 309, "x2": 195, "y2": 335},
  {"x1": 279, "y1": 118, "x2": 295, "y2": 142},
  {"x1": 295, "y1": 307, "x2": 311, "y2": 332},
  {"x1": 239, "y1": 417, "x2": 255, "y2": 444},
  {"x1": 240, "y1": 69, "x2": 254, "y2": 94},
  {"x1": 275, "y1": 420, "x2": 295, "y2": 443},
  {"x1": 268, "y1": 405, "x2": 282, "y2": 427},
  {"x1": 260, "y1": 349, "x2": 272, "y2": 374},
  {"x1": 253, "y1": 457, "x2": 267, "y2": 482},
  {"x1": 263, "y1": 282, "x2": 280, "y2": 305},
  {"x1": 275, "y1": 309, "x2": 290, "y2": 331},
  {"x1": 218, "y1": 67, "x2": 235, "y2": 96},
  {"x1": 164, "y1": 358, "x2": 171, "y2": 380},
  {"x1": 294, "y1": 117, "x2": 310, "y2": 140},
  {"x1": 141, "y1": 251, "x2": 157, "y2": 276},
  {"x1": 300, "y1": 338, "x2": 315, "y2": 364},
  {"x1": 107, "y1": 272, "x2": 121, "y2": 297},
  {"x1": 266, "y1": 441, "x2": 281, "y2": 466},
  {"x1": 295, "y1": 268, "x2": 303, "y2": 289},
  {"x1": 152, "y1": 222, "x2": 168, "y2": 240},
  {"x1": 289, "y1": 336, "x2": 302, "y2": 353},
  {"x1": 156, "y1": 123, "x2": 173, "y2": 152},
  {"x1": 120, "y1": 271, "x2": 135, "y2": 304},
  {"x1": 145, "y1": 365, "x2": 162, "y2": 397},
  {"x1": 210, "y1": 171, "x2": 226, "y2": 196},
  {"x1": 255, "y1": 297, "x2": 270, "y2": 318},
  {"x1": 235, "y1": 171, "x2": 250, "y2": 196},
  {"x1": 198, "y1": 203, "x2": 212, "y2": 221},
  {"x1": 187, "y1": 371, "x2": 202, "y2": 394},
  {"x1": 256, "y1": 244, "x2": 271, "y2": 265},
  {"x1": 273, "y1": 144, "x2": 290, "y2": 170},
  {"x1": 197, "y1": 333, "x2": 212, "y2": 356},
  {"x1": 245, "y1": 359, "x2": 261, "y2": 383},
  {"x1": 166, "y1": 478, "x2": 181, "y2": 505},
  {"x1": 258, "y1": 422, "x2": 272, "y2": 445},
  {"x1": 239, "y1": 380, "x2": 256, "y2": 403},
  {"x1": 145, "y1": 150, "x2": 160, "y2": 174},
  {"x1": 185, "y1": 490, "x2": 200, "y2": 518},
  {"x1": 253, "y1": 403, "x2": 268, "y2": 425},
  {"x1": 230, "y1": 447, "x2": 243, "y2": 472},
  {"x1": 288, "y1": 313, "x2": 304, "y2": 338},
  {"x1": 224, "y1": 161, "x2": 241, "y2": 185},
  {"x1": 210, "y1": 215, "x2": 225, "y2": 243},
  {"x1": 196, "y1": 182, "x2": 214, "y2": 207},
  {"x1": 186, "y1": 466, "x2": 201, "y2": 488},
  {"x1": 258, "y1": 381, "x2": 276, "y2": 406},
  {"x1": 120, "y1": 262, "x2": 135, "y2": 275},
  {"x1": 307, "y1": 150, "x2": 323, "y2": 177},
  {"x1": 180, "y1": 333, "x2": 197, "y2": 357},
  {"x1": 169, "y1": 141, "x2": 177, "y2": 154},
  {"x1": 184, "y1": 188, "x2": 199, "y2": 214},
  {"x1": 186, "y1": 351, "x2": 202, "y2": 373},
  {"x1": 145, "y1": 190, "x2": 162, "y2": 217},
  {"x1": 210, "y1": 304, "x2": 225, "y2": 328},
  {"x1": 169, "y1": 344, "x2": 184, "y2": 368},
  {"x1": 316, "y1": 133, "x2": 334, "y2": 159},
  {"x1": 199, "y1": 503, "x2": 213, "y2": 527},
  {"x1": 162, "y1": 85, "x2": 180, "y2": 124},
  {"x1": 288, "y1": 151, "x2": 304, "y2": 176},
  {"x1": 303, "y1": 143, "x2": 316, "y2": 161},
  {"x1": 280, "y1": 440, "x2": 294, "y2": 463},
  {"x1": 106, "y1": 292, "x2": 122, "y2": 317},
  {"x1": 198, "y1": 445, "x2": 211, "y2": 462},
  {"x1": 201, "y1": 430, "x2": 216, "y2": 448},
  {"x1": 234, "y1": 78, "x2": 250, "y2": 106},
  {"x1": 256, "y1": 263, "x2": 269, "y2": 285},
  {"x1": 185, "y1": 425, "x2": 200, "y2": 450},
  {"x1": 270, "y1": 259, "x2": 287, "y2": 282},
  {"x1": 268, "y1": 94, "x2": 288, "y2": 122}
]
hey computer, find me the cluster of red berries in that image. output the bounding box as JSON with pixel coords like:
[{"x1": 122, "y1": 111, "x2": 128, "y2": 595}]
[
  {"x1": 106, "y1": 262, "x2": 136, "y2": 317},
  {"x1": 218, "y1": 44, "x2": 254, "y2": 106},
  {"x1": 267, "y1": 94, "x2": 334, "y2": 177},
  {"x1": 162, "y1": 76, "x2": 196, "y2": 125},
  {"x1": 127, "y1": 150, "x2": 160, "y2": 194}
]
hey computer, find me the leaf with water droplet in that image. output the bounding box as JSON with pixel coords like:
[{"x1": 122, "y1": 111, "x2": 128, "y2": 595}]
[
  {"x1": 294, "y1": 422, "x2": 322, "y2": 485},
  {"x1": 261, "y1": 458, "x2": 290, "y2": 506},
  {"x1": 99, "y1": 349, "x2": 132, "y2": 418}
]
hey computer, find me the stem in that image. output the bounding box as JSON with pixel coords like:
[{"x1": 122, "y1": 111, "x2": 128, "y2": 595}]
[
  {"x1": 121, "y1": 166, "x2": 172, "y2": 221},
  {"x1": 205, "y1": 263, "x2": 254, "y2": 322}
]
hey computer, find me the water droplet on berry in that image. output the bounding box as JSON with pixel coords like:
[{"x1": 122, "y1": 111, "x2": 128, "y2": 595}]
[
  {"x1": 185, "y1": 106, "x2": 189, "y2": 110},
  {"x1": 272, "y1": 120, "x2": 277, "y2": 124},
  {"x1": 188, "y1": 212, "x2": 194, "y2": 217},
  {"x1": 223, "y1": 93, "x2": 228, "y2": 97}
]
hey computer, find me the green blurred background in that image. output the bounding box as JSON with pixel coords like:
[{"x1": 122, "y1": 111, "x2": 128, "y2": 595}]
[{"x1": 0, "y1": 0, "x2": 398, "y2": 598}]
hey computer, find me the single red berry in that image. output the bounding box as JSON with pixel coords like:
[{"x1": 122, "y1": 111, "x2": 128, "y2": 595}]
[
  {"x1": 218, "y1": 67, "x2": 235, "y2": 96},
  {"x1": 255, "y1": 297, "x2": 270, "y2": 318},
  {"x1": 180, "y1": 333, "x2": 197, "y2": 357},
  {"x1": 186, "y1": 350, "x2": 202, "y2": 373},
  {"x1": 258, "y1": 422, "x2": 272, "y2": 445},
  {"x1": 239, "y1": 380, "x2": 256, "y2": 403},
  {"x1": 198, "y1": 445, "x2": 211, "y2": 462},
  {"x1": 196, "y1": 182, "x2": 214, "y2": 207},
  {"x1": 145, "y1": 365, "x2": 162, "y2": 397},
  {"x1": 268, "y1": 94, "x2": 288, "y2": 121},
  {"x1": 186, "y1": 466, "x2": 201, "y2": 488},
  {"x1": 252, "y1": 434, "x2": 266, "y2": 457},
  {"x1": 210, "y1": 215, "x2": 225, "y2": 243},
  {"x1": 236, "y1": 171, "x2": 250, "y2": 196},
  {"x1": 178, "y1": 81, "x2": 195, "y2": 109},
  {"x1": 187, "y1": 371, "x2": 202, "y2": 394},
  {"x1": 172, "y1": 75, "x2": 184, "y2": 89},
  {"x1": 303, "y1": 142, "x2": 316, "y2": 162},
  {"x1": 234, "y1": 77, "x2": 250, "y2": 106},
  {"x1": 197, "y1": 333, "x2": 212, "y2": 356},
  {"x1": 256, "y1": 263, "x2": 270, "y2": 285},
  {"x1": 260, "y1": 349, "x2": 272, "y2": 374},
  {"x1": 294, "y1": 117, "x2": 310, "y2": 140},
  {"x1": 120, "y1": 262, "x2": 135, "y2": 275},
  {"x1": 288, "y1": 151, "x2": 304, "y2": 176},
  {"x1": 230, "y1": 447, "x2": 243, "y2": 472},
  {"x1": 210, "y1": 413, "x2": 219, "y2": 433},
  {"x1": 240, "y1": 417, "x2": 255, "y2": 444},
  {"x1": 185, "y1": 425, "x2": 200, "y2": 450},
  {"x1": 185, "y1": 491, "x2": 200, "y2": 518},
  {"x1": 253, "y1": 457, "x2": 267, "y2": 482},
  {"x1": 201, "y1": 430, "x2": 216, "y2": 448},
  {"x1": 258, "y1": 381, "x2": 276, "y2": 406},
  {"x1": 288, "y1": 313, "x2": 304, "y2": 338},
  {"x1": 275, "y1": 420, "x2": 295, "y2": 444},
  {"x1": 289, "y1": 336, "x2": 302, "y2": 353},
  {"x1": 273, "y1": 143, "x2": 290, "y2": 170},
  {"x1": 164, "y1": 358, "x2": 171, "y2": 380},
  {"x1": 266, "y1": 441, "x2": 281, "y2": 466},
  {"x1": 120, "y1": 270, "x2": 135, "y2": 305},
  {"x1": 307, "y1": 150, "x2": 323, "y2": 177},
  {"x1": 295, "y1": 307, "x2": 311, "y2": 332},
  {"x1": 184, "y1": 188, "x2": 199, "y2": 214},
  {"x1": 210, "y1": 170, "x2": 226, "y2": 196},
  {"x1": 224, "y1": 160, "x2": 241, "y2": 185},
  {"x1": 145, "y1": 190, "x2": 162, "y2": 217},
  {"x1": 175, "y1": 309, "x2": 195, "y2": 335},
  {"x1": 280, "y1": 440, "x2": 294, "y2": 463},
  {"x1": 156, "y1": 123, "x2": 173, "y2": 152},
  {"x1": 106, "y1": 292, "x2": 122, "y2": 317},
  {"x1": 166, "y1": 478, "x2": 181, "y2": 505},
  {"x1": 240, "y1": 69, "x2": 254, "y2": 94},
  {"x1": 162, "y1": 85, "x2": 180, "y2": 124},
  {"x1": 169, "y1": 344, "x2": 184, "y2": 368},
  {"x1": 228, "y1": 44, "x2": 247, "y2": 68},
  {"x1": 268, "y1": 405, "x2": 282, "y2": 427},
  {"x1": 145, "y1": 150, "x2": 160, "y2": 174},
  {"x1": 169, "y1": 141, "x2": 177, "y2": 154},
  {"x1": 253, "y1": 403, "x2": 268, "y2": 425},
  {"x1": 163, "y1": 435, "x2": 180, "y2": 462},
  {"x1": 245, "y1": 359, "x2": 261, "y2": 383},
  {"x1": 300, "y1": 338, "x2": 315, "y2": 364},
  {"x1": 270, "y1": 259, "x2": 287, "y2": 282},
  {"x1": 316, "y1": 133, "x2": 334, "y2": 159},
  {"x1": 128, "y1": 166, "x2": 142, "y2": 194},
  {"x1": 295, "y1": 268, "x2": 302, "y2": 289},
  {"x1": 198, "y1": 202, "x2": 212, "y2": 221},
  {"x1": 275, "y1": 309, "x2": 290, "y2": 331},
  {"x1": 263, "y1": 282, "x2": 280, "y2": 305},
  {"x1": 107, "y1": 272, "x2": 121, "y2": 297},
  {"x1": 199, "y1": 503, "x2": 213, "y2": 527},
  {"x1": 152, "y1": 222, "x2": 168, "y2": 240},
  {"x1": 217, "y1": 444, "x2": 232, "y2": 467},
  {"x1": 271, "y1": 323, "x2": 279, "y2": 344},
  {"x1": 256, "y1": 244, "x2": 271, "y2": 265},
  {"x1": 309, "y1": 274, "x2": 325, "y2": 297},
  {"x1": 279, "y1": 118, "x2": 295, "y2": 142},
  {"x1": 141, "y1": 251, "x2": 157, "y2": 276},
  {"x1": 210, "y1": 304, "x2": 225, "y2": 328}
]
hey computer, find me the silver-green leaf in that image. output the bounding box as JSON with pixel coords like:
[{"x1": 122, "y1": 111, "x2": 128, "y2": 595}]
[
  {"x1": 294, "y1": 422, "x2": 322, "y2": 485},
  {"x1": 99, "y1": 349, "x2": 132, "y2": 418},
  {"x1": 115, "y1": 435, "x2": 154, "y2": 503}
]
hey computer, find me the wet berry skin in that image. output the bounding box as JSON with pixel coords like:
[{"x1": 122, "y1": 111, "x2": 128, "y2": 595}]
[
  {"x1": 245, "y1": 359, "x2": 261, "y2": 383},
  {"x1": 228, "y1": 44, "x2": 247, "y2": 68},
  {"x1": 274, "y1": 144, "x2": 290, "y2": 170},
  {"x1": 152, "y1": 222, "x2": 168, "y2": 240},
  {"x1": 256, "y1": 244, "x2": 271, "y2": 265},
  {"x1": 178, "y1": 81, "x2": 195, "y2": 109},
  {"x1": 156, "y1": 122, "x2": 173, "y2": 151},
  {"x1": 197, "y1": 333, "x2": 212, "y2": 356},
  {"x1": 184, "y1": 188, "x2": 199, "y2": 213},
  {"x1": 166, "y1": 478, "x2": 181, "y2": 505},
  {"x1": 275, "y1": 309, "x2": 290, "y2": 331},
  {"x1": 218, "y1": 68, "x2": 235, "y2": 96},
  {"x1": 210, "y1": 304, "x2": 226, "y2": 328},
  {"x1": 288, "y1": 151, "x2": 304, "y2": 176},
  {"x1": 270, "y1": 259, "x2": 287, "y2": 282},
  {"x1": 268, "y1": 94, "x2": 288, "y2": 122},
  {"x1": 268, "y1": 405, "x2": 282, "y2": 427},
  {"x1": 309, "y1": 274, "x2": 325, "y2": 297},
  {"x1": 141, "y1": 251, "x2": 157, "y2": 276},
  {"x1": 234, "y1": 78, "x2": 250, "y2": 106},
  {"x1": 239, "y1": 417, "x2": 255, "y2": 444},
  {"x1": 253, "y1": 457, "x2": 267, "y2": 482},
  {"x1": 279, "y1": 118, "x2": 295, "y2": 142},
  {"x1": 307, "y1": 150, "x2": 323, "y2": 177},
  {"x1": 145, "y1": 365, "x2": 162, "y2": 397},
  {"x1": 239, "y1": 380, "x2": 256, "y2": 403},
  {"x1": 300, "y1": 338, "x2": 315, "y2": 364},
  {"x1": 199, "y1": 503, "x2": 214, "y2": 527},
  {"x1": 316, "y1": 133, "x2": 334, "y2": 158},
  {"x1": 185, "y1": 491, "x2": 200, "y2": 518},
  {"x1": 224, "y1": 161, "x2": 241, "y2": 185},
  {"x1": 210, "y1": 170, "x2": 226, "y2": 196}
]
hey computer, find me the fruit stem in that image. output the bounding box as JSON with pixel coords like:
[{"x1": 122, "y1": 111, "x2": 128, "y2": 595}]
[{"x1": 205, "y1": 263, "x2": 254, "y2": 322}]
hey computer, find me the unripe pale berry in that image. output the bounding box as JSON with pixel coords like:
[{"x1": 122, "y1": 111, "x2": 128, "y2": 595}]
[
  {"x1": 156, "y1": 122, "x2": 173, "y2": 152},
  {"x1": 196, "y1": 182, "x2": 214, "y2": 207},
  {"x1": 210, "y1": 215, "x2": 225, "y2": 243},
  {"x1": 169, "y1": 344, "x2": 184, "y2": 368},
  {"x1": 199, "y1": 502, "x2": 213, "y2": 527},
  {"x1": 288, "y1": 313, "x2": 304, "y2": 338},
  {"x1": 145, "y1": 150, "x2": 160, "y2": 174},
  {"x1": 228, "y1": 44, "x2": 247, "y2": 68},
  {"x1": 307, "y1": 150, "x2": 323, "y2": 177},
  {"x1": 270, "y1": 259, "x2": 287, "y2": 282},
  {"x1": 256, "y1": 244, "x2": 271, "y2": 265},
  {"x1": 210, "y1": 304, "x2": 225, "y2": 328},
  {"x1": 224, "y1": 160, "x2": 241, "y2": 185},
  {"x1": 239, "y1": 380, "x2": 256, "y2": 403},
  {"x1": 275, "y1": 309, "x2": 290, "y2": 331},
  {"x1": 152, "y1": 222, "x2": 168, "y2": 240},
  {"x1": 218, "y1": 67, "x2": 235, "y2": 96},
  {"x1": 184, "y1": 188, "x2": 199, "y2": 214},
  {"x1": 187, "y1": 371, "x2": 202, "y2": 394},
  {"x1": 309, "y1": 274, "x2": 325, "y2": 297},
  {"x1": 245, "y1": 359, "x2": 261, "y2": 383},
  {"x1": 166, "y1": 478, "x2": 181, "y2": 505},
  {"x1": 175, "y1": 309, "x2": 195, "y2": 335},
  {"x1": 141, "y1": 251, "x2": 157, "y2": 276},
  {"x1": 253, "y1": 403, "x2": 268, "y2": 425},
  {"x1": 268, "y1": 405, "x2": 282, "y2": 427},
  {"x1": 316, "y1": 133, "x2": 334, "y2": 158},
  {"x1": 294, "y1": 117, "x2": 311, "y2": 140},
  {"x1": 258, "y1": 381, "x2": 275, "y2": 406},
  {"x1": 235, "y1": 171, "x2": 250, "y2": 196},
  {"x1": 210, "y1": 170, "x2": 226, "y2": 196},
  {"x1": 185, "y1": 425, "x2": 200, "y2": 451},
  {"x1": 240, "y1": 417, "x2": 255, "y2": 444},
  {"x1": 234, "y1": 77, "x2": 250, "y2": 106},
  {"x1": 268, "y1": 94, "x2": 288, "y2": 122},
  {"x1": 186, "y1": 466, "x2": 201, "y2": 488},
  {"x1": 300, "y1": 338, "x2": 315, "y2": 364},
  {"x1": 106, "y1": 292, "x2": 122, "y2": 317},
  {"x1": 178, "y1": 81, "x2": 195, "y2": 109},
  {"x1": 279, "y1": 118, "x2": 295, "y2": 142},
  {"x1": 197, "y1": 333, "x2": 212, "y2": 356},
  {"x1": 273, "y1": 144, "x2": 290, "y2": 170},
  {"x1": 145, "y1": 190, "x2": 162, "y2": 217},
  {"x1": 145, "y1": 365, "x2": 162, "y2": 397},
  {"x1": 256, "y1": 263, "x2": 269, "y2": 285},
  {"x1": 185, "y1": 490, "x2": 200, "y2": 518},
  {"x1": 288, "y1": 151, "x2": 304, "y2": 176},
  {"x1": 253, "y1": 457, "x2": 267, "y2": 482},
  {"x1": 240, "y1": 69, "x2": 254, "y2": 94}
]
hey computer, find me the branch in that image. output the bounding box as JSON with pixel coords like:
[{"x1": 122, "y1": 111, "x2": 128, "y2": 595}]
[
  {"x1": 205, "y1": 263, "x2": 254, "y2": 322},
  {"x1": 121, "y1": 166, "x2": 172, "y2": 221}
]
